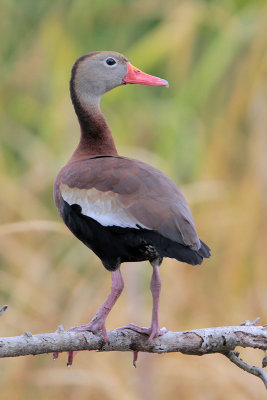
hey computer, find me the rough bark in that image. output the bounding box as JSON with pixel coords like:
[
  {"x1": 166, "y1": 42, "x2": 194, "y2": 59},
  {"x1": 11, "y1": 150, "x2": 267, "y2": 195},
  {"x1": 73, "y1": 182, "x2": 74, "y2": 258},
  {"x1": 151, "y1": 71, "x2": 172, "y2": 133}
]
[
  {"x1": 1, "y1": 325, "x2": 267, "y2": 358},
  {"x1": 0, "y1": 307, "x2": 266, "y2": 389}
]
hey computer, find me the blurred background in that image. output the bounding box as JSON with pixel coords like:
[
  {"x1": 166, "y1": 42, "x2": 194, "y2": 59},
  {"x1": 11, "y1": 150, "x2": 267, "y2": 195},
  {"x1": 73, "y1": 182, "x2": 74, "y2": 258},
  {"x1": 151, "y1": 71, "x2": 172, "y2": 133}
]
[{"x1": 0, "y1": 0, "x2": 266, "y2": 398}]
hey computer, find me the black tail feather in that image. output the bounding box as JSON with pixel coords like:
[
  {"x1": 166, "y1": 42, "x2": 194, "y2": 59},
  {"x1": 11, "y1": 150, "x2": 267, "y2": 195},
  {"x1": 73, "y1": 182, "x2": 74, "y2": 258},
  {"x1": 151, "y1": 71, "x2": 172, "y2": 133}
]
[
  {"x1": 155, "y1": 238, "x2": 211, "y2": 266},
  {"x1": 155, "y1": 241, "x2": 204, "y2": 266},
  {"x1": 197, "y1": 240, "x2": 211, "y2": 259}
]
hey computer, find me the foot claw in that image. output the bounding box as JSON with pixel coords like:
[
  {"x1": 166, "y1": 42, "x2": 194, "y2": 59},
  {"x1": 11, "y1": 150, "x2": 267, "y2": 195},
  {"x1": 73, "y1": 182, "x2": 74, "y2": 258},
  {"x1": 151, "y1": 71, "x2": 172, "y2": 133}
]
[
  {"x1": 133, "y1": 351, "x2": 138, "y2": 368},
  {"x1": 117, "y1": 324, "x2": 168, "y2": 341},
  {"x1": 67, "y1": 351, "x2": 75, "y2": 367},
  {"x1": 52, "y1": 320, "x2": 108, "y2": 366}
]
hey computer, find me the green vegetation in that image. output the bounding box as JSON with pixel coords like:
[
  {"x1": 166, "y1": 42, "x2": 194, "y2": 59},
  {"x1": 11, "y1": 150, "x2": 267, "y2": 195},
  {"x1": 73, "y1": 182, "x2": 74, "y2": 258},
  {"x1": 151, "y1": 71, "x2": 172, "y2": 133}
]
[{"x1": 0, "y1": 0, "x2": 266, "y2": 398}]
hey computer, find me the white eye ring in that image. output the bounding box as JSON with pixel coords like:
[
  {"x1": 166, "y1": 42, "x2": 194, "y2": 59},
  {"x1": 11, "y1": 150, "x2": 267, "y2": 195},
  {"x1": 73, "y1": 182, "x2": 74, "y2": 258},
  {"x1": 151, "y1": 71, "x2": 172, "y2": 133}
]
[{"x1": 105, "y1": 57, "x2": 117, "y2": 67}]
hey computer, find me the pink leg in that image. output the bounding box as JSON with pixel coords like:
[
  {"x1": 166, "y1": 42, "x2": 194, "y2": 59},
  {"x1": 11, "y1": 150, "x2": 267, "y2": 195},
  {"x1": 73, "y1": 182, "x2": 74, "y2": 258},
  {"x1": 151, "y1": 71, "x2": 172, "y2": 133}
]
[
  {"x1": 67, "y1": 268, "x2": 124, "y2": 340},
  {"x1": 54, "y1": 269, "x2": 124, "y2": 366},
  {"x1": 118, "y1": 259, "x2": 168, "y2": 343},
  {"x1": 148, "y1": 260, "x2": 162, "y2": 340}
]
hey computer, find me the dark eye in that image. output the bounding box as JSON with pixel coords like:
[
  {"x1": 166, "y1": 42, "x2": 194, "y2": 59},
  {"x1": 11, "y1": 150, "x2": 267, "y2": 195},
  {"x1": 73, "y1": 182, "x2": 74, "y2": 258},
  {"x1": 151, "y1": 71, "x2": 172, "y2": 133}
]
[{"x1": 106, "y1": 57, "x2": 116, "y2": 66}]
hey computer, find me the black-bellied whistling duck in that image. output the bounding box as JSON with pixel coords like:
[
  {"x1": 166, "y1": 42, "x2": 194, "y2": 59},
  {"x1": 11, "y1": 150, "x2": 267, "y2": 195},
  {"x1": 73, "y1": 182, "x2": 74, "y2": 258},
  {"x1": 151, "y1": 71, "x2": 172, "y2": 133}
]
[{"x1": 54, "y1": 51, "x2": 210, "y2": 365}]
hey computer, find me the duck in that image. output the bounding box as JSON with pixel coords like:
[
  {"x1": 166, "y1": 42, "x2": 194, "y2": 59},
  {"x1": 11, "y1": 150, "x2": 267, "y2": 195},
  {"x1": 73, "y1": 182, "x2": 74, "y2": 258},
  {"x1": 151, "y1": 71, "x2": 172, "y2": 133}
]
[{"x1": 54, "y1": 51, "x2": 210, "y2": 365}]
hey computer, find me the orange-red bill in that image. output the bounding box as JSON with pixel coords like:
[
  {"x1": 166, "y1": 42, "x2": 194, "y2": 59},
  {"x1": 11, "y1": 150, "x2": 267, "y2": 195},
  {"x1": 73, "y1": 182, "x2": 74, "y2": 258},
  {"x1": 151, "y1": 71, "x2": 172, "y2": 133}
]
[{"x1": 123, "y1": 62, "x2": 169, "y2": 87}]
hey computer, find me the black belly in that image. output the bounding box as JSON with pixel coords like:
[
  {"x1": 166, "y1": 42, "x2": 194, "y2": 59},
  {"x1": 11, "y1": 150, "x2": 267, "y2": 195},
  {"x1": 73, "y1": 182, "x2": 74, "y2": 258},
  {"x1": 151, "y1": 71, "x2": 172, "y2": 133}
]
[{"x1": 62, "y1": 201, "x2": 207, "y2": 271}]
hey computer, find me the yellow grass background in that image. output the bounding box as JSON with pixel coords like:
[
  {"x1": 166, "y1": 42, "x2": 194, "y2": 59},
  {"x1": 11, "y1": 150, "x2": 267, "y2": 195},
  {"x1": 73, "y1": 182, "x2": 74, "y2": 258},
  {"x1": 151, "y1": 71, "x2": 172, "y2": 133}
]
[{"x1": 0, "y1": 0, "x2": 266, "y2": 398}]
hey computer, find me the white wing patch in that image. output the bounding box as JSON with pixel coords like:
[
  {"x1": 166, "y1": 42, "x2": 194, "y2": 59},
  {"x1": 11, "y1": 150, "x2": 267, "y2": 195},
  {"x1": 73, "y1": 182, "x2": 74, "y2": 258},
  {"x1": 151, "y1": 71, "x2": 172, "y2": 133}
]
[{"x1": 60, "y1": 183, "x2": 150, "y2": 230}]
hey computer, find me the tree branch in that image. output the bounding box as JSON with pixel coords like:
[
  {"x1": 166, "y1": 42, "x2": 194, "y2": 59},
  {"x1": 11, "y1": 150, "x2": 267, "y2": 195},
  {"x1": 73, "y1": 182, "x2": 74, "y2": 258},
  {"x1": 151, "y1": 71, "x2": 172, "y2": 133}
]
[
  {"x1": 226, "y1": 350, "x2": 267, "y2": 389},
  {"x1": 1, "y1": 308, "x2": 267, "y2": 389},
  {"x1": 1, "y1": 325, "x2": 267, "y2": 357}
]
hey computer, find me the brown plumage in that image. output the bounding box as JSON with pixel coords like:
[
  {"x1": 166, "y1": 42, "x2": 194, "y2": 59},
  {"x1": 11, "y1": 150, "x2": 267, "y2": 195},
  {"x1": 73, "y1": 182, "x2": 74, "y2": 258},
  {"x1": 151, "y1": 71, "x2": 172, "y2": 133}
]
[
  {"x1": 56, "y1": 156, "x2": 200, "y2": 248},
  {"x1": 53, "y1": 51, "x2": 210, "y2": 365}
]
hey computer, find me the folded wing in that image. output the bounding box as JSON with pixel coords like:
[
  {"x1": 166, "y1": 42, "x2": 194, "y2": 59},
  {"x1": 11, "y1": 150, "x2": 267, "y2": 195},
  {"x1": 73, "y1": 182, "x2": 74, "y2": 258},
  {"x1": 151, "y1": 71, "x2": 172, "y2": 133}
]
[{"x1": 59, "y1": 156, "x2": 201, "y2": 251}]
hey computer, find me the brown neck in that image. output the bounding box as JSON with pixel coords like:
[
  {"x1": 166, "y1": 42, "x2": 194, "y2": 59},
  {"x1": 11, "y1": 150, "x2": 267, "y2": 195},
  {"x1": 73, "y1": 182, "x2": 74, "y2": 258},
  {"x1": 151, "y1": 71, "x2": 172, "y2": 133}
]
[{"x1": 70, "y1": 70, "x2": 118, "y2": 160}]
